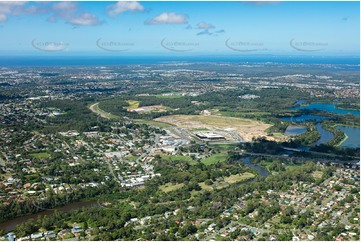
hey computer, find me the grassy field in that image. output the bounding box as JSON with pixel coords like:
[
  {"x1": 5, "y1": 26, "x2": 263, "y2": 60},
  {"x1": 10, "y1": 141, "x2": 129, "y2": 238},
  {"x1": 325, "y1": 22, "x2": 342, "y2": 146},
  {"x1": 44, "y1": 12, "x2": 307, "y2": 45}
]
[
  {"x1": 220, "y1": 111, "x2": 271, "y2": 118},
  {"x1": 159, "y1": 172, "x2": 255, "y2": 194},
  {"x1": 201, "y1": 153, "x2": 228, "y2": 166},
  {"x1": 126, "y1": 100, "x2": 140, "y2": 109},
  {"x1": 160, "y1": 182, "x2": 185, "y2": 192},
  {"x1": 208, "y1": 143, "x2": 238, "y2": 151},
  {"x1": 89, "y1": 103, "x2": 120, "y2": 119},
  {"x1": 198, "y1": 172, "x2": 255, "y2": 191},
  {"x1": 162, "y1": 155, "x2": 197, "y2": 164},
  {"x1": 29, "y1": 152, "x2": 51, "y2": 159},
  {"x1": 194, "y1": 115, "x2": 251, "y2": 125},
  {"x1": 164, "y1": 155, "x2": 194, "y2": 161},
  {"x1": 223, "y1": 172, "x2": 255, "y2": 183}
]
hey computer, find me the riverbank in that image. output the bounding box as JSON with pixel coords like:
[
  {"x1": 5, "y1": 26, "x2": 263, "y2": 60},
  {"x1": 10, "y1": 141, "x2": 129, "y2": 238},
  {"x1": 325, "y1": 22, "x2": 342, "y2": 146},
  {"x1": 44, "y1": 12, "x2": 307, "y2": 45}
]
[
  {"x1": 335, "y1": 125, "x2": 360, "y2": 149},
  {"x1": 337, "y1": 132, "x2": 349, "y2": 147},
  {"x1": 0, "y1": 200, "x2": 98, "y2": 233}
]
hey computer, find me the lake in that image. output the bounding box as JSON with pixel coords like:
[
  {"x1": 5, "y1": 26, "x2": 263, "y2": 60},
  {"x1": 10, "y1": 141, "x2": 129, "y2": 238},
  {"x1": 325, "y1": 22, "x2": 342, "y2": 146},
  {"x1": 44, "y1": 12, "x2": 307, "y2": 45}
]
[
  {"x1": 284, "y1": 125, "x2": 307, "y2": 136},
  {"x1": 280, "y1": 115, "x2": 327, "y2": 122},
  {"x1": 314, "y1": 123, "x2": 334, "y2": 146},
  {"x1": 292, "y1": 103, "x2": 360, "y2": 116},
  {"x1": 336, "y1": 126, "x2": 360, "y2": 148}
]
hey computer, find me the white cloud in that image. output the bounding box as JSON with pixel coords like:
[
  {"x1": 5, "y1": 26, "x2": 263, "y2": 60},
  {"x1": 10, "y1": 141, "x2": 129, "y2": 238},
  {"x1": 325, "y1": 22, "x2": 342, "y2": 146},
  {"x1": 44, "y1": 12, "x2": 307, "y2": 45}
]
[
  {"x1": 46, "y1": 2, "x2": 103, "y2": 26},
  {"x1": 194, "y1": 21, "x2": 224, "y2": 36},
  {"x1": 0, "y1": 13, "x2": 7, "y2": 22},
  {"x1": 0, "y1": 1, "x2": 102, "y2": 26},
  {"x1": 197, "y1": 21, "x2": 215, "y2": 30},
  {"x1": 47, "y1": 1, "x2": 77, "y2": 23},
  {"x1": 67, "y1": 13, "x2": 102, "y2": 26},
  {"x1": 146, "y1": 12, "x2": 188, "y2": 25},
  {"x1": 107, "y1": 1, "x2": 144, "y2": 17},
  {"x1": 0, "y1": 2, "x2": 28, "y2": 22},
  {"x1": 52, "y1": 1, "x2": 77, "y2": 11}
]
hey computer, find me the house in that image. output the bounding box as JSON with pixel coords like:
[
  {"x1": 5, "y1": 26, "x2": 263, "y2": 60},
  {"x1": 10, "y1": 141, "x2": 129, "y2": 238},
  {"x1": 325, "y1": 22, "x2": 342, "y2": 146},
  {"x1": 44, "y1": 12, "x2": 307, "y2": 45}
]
[
  {"x1": 269, "y1": 235, "x2": 277, "y2": 241},
  {"x1": 71, "y1": 225, "x2": 83, "y2": 234},
  {"x1": 58, "y1": 229, "x2": 72, "y2": 239},
  {"x1": 130, "y1": 218, "x2": 139, "y2": 223},
  {"x1": 44, "y1": 231, "x2": 56, "y2": 240},
  {"x1": 30, "y1": 232, "x2": 43, "y2": 240},
  {"x1": 5, "y1": 232, "x2": 15, "y2": 241}
]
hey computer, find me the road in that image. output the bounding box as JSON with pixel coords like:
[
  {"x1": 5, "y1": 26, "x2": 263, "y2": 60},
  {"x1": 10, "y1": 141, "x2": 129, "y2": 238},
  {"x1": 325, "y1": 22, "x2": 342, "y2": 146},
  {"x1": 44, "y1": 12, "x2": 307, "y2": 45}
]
[{"x1": 89, "y1": 102, "x2": 120, "y2": 119}]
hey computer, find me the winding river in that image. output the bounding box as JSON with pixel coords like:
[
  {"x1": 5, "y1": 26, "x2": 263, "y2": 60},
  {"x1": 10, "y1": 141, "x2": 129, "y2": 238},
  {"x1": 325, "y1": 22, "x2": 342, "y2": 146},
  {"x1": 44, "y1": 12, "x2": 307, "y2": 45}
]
[
  {"x1": 1, "y1": 158, "x2": 268, "y2": 233},
  {"x1": 241, "y1": 157, "x2": 269, "y2": 177},
  {"x1": 0, "y1": 201, "x2": 98, "y2": 233}
]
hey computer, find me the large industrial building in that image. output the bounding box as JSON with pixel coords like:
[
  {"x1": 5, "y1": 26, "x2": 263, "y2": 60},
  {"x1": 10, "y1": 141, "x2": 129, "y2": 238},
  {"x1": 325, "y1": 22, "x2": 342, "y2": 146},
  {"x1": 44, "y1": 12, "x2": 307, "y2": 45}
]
[{"x1": 196, "y1": 132, "x2": 225, "y2": 140}]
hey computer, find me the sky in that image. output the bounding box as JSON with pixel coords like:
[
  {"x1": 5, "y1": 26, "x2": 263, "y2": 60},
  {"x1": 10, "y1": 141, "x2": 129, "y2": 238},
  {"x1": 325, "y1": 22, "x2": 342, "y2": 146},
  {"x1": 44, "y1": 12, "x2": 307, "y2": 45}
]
[{"x1": 0, "y1": 1, "x2": 359, "y2": 56}]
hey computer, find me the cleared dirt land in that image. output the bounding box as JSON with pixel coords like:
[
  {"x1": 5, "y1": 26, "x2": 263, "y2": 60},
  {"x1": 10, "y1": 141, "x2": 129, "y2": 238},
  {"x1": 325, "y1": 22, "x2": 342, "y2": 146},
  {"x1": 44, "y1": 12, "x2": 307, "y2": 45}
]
[{"x1": 155, "y1": 115, "x2": 272, "y2": 142}]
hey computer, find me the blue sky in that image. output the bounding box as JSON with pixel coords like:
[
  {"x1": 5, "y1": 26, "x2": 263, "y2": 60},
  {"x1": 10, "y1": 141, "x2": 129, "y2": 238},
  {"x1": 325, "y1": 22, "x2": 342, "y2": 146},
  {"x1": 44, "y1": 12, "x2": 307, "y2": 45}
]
[{"x1": 0, "y1": 1, "x2": 359, "y2": 56}]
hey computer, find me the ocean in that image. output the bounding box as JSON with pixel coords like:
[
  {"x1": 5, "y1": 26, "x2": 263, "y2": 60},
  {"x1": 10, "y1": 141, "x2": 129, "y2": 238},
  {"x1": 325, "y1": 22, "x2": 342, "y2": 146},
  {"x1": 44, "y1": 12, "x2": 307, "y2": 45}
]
[{"x1": 0, "y1": 55, "x2": 359, "y2": 67}]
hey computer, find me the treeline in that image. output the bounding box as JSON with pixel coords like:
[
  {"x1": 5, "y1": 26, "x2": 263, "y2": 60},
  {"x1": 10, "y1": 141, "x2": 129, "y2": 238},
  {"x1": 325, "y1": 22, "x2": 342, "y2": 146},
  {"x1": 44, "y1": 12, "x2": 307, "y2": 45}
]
[
  {"x1": 7, "y1": 160, "x2": 319, "y2": 240},
  {"x1": 39, "y1": 99, "x2": 113, "y2": 133},
  {"x1": 241, "y1": 138, "x2": 284, "y2": 155},
  {"x1": 293, "y1": 123, "x2": 321, "y2": 145},
  {"x1": 195, "y1": 88, "x2": 308, "y2": 115},
  {"x1": 321, "y1": 122, "x2": 346, "y2": 146},
  {"x1": 0, "y1": 182, "x2": 111, "y2": 224},
  {"x1": 98, "y1": 96, "x2": 199, "y2": 120},
  {"x1": 310, "y1": 144, "x2": 359, "y2": 158},
  {"x1": 98, "y1": 87, "x2": 311, "y2": 121}
]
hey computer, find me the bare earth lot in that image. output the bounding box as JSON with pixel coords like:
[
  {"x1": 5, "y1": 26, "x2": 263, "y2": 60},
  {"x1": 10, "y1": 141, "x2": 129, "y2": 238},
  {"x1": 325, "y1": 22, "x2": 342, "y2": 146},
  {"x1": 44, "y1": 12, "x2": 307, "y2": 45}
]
[{"x1": 155, "y1": 115, "x2": 273, "y2": 142}]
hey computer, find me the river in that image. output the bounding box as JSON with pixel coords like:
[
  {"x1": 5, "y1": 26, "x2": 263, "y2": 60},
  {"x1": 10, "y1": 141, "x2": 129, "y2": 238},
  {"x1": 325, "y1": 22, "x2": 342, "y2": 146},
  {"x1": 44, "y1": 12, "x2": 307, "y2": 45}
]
[
  {"x1": 1, "y1": 157, "x2": 270, "y2": 233},
  {"x1": 0, "y1": 200, "x2": 98, "y2": 233},
  {"x1": 241, "y1": 157, "x2": 269, "y2": 177}
]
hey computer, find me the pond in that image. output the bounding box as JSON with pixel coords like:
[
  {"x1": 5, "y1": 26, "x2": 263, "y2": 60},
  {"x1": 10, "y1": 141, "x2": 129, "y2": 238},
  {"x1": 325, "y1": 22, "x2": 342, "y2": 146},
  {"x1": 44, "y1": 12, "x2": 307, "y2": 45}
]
[
  {"x1": 284, "y1": 125, "x2": 307, "y2": 136},
  {"x1": 291, "y1": 103, "x2": 360, "y2": 116},
  {"x1": 336, "y1": 126, "x2": 360, "y2": 149}
]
